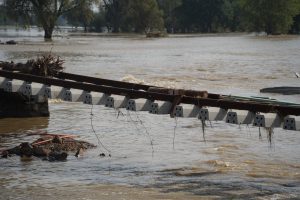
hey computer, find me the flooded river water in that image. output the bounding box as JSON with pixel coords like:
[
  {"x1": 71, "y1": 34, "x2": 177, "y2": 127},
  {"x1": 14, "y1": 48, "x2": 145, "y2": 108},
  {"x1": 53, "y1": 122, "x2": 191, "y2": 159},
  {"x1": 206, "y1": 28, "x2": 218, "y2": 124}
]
[{"x1": 0, "y1": 29, "x2": 300, "y2": 199}]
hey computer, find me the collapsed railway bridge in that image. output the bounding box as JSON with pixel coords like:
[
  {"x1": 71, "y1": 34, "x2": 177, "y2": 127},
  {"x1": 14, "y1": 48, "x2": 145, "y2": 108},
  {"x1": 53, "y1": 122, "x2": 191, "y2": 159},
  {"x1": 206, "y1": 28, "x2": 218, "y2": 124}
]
[{"x1": 0, "y1": 68, "x2": 299, "y2": 132}]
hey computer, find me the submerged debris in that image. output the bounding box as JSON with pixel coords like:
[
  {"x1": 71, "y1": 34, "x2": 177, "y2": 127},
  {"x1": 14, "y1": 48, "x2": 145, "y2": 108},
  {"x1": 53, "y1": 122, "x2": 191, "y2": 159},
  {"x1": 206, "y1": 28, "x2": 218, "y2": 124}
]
[
  {"x1": 0, "y1": 54, "x2": 64, "y2": 77},
  {"x1": 6, "y1": 40, "x2": 18, "y2": 45},
  {"x1": 0, "y1": 40, "x2": 18, "y2": 45},
  {"x1": 1, "y1": 134, "x2": 96, "y2": 161}
]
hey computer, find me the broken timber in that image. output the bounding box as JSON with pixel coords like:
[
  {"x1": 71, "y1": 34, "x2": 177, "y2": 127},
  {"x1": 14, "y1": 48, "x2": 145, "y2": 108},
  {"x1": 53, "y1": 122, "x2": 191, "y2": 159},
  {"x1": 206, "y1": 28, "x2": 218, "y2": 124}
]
[{"x1": 0, "y1": 69, "x2": 300, "y2": 131}]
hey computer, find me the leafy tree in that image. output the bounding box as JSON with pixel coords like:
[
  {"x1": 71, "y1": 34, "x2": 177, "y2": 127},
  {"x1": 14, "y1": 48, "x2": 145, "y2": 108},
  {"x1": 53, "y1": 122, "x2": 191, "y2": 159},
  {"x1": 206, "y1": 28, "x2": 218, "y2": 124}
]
[
  {"x1": 103, "y1": 0, "x2": 164, "y2": 33},
  {"x1": 103, "y1": 0, "x2": 123, "y2": 32},
  {"x1": 221, "y1": 0, "x2": 242, "y2": 32},
  {"x1": 0, "y1": 4, "x2": 7, "y2": 25},
  {"x1": 157, "y1": 0, "x2": 182, "y2": 33},
  {"x1": 239, "y1": 0, "x2": 300, "y2": 34},
  {"x1": 5, "y1": 0, "x2": 92, "y2": 39},
  {"x1": 65, "y1": 0, "x2": 98, "y2": 32},
  {"x1": 90, "y1": 3, "x2": 106, "y2": 32},
  {"x1": 288, "y1": 3, "x2": 300, "y2": 34},
  {"x1": 124, "y1": 0, "x2": 164, "y2": 33},
  {"x1": 290, "y1": 14, "x2": 300, "y2": 34},
  {"x1": 175, "y1": 0, "x2": 224, "y2": 33}
]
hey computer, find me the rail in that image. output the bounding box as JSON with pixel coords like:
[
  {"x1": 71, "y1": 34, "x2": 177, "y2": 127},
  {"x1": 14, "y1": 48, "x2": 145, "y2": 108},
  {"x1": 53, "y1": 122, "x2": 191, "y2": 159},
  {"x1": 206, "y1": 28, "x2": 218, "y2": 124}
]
[{"x1": 0, "y1": 69, "x2": 299, "y2": 131}]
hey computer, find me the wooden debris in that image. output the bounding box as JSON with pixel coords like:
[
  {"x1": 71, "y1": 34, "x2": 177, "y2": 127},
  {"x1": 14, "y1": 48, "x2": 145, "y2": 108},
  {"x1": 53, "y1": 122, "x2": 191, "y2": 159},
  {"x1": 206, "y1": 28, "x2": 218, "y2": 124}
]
[
  {"x1": 148, "y1": 87, "x2": 209, "y2": 98},
  {"x1": 0, "y1": 54, "x2": 64, "y2": 77},
  {"x1": 1, "y1": 134, "x2": 96, "y2": 161}
]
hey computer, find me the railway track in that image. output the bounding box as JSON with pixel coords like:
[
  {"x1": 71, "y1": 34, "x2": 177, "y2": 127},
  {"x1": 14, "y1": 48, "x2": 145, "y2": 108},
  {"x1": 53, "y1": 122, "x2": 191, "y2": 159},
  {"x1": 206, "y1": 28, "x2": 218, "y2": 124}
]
[{"x1": 0, "y1": 69, "x2": 299, "y2": 131}]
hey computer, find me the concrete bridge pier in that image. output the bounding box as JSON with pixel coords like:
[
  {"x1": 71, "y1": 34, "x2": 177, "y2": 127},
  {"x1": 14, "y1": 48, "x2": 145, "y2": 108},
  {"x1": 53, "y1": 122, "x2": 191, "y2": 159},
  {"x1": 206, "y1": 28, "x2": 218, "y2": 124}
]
[{"x1": 0, "y1": 89, "x2": 49, "y2": 118}]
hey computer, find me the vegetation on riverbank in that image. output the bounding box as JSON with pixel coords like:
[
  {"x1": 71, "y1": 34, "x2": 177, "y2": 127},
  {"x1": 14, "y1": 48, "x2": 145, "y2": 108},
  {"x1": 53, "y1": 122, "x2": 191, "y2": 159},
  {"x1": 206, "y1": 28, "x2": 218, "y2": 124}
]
[{"x1": 0, "y1": 0, "x2": 300, "y2": 39}]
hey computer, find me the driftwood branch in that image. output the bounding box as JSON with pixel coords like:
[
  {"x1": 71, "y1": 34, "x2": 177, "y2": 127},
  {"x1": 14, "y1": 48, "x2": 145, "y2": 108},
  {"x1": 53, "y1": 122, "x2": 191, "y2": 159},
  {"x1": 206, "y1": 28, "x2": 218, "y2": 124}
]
[{"x1": 0, "y1": 54, "x2": 64, "y2": 77}]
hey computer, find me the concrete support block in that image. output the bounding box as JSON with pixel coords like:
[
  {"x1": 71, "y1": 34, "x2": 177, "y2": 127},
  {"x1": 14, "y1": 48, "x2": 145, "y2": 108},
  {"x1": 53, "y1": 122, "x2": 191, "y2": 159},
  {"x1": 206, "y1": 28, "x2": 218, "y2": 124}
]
[
  {"x1": 4, "y1": 80, "x2": 30, "y2": 93},
  {"x1": 283, "y1": 116, "x2": 300, "y2": 131},
  {"x1": 43, "y1": 86, "x2": 63, "y2": 99},
  {"x1": 33, "y1": 84, "x2": 47, "y2": 96},
  {"x1": 56, "y1": 88, "x2": 70, "y2": 100},
  {"x1": 1, "y1": 79, "x2": 11, "y2": 92},
  {"x1": 0, "y1": 77, "x2": 8, "y2": 89},
  {"x1": 105, "y1": 95, "x2": 129, "y2": 109},
  {"x1": 83, "y1": 92, "x2": 109, "y2": 105},
  {"x1": 0, "y1": 79, "x2": 10, "y2": 91},
  {"x1": 253, "y1": 113, "x2": 283, "y2": 128},
  {"x1": 173, "y1": 104, "x2": 200, "y2": 118},
  {"x1": 198, "y1": 107, "x2": 228, "y2": 121},
  {"x1": 149, "y1": 101, "x2": 172, "y2": 115},
  {"x1": 58, "y1": 89, "x2": 85, "y2": 102},
  {"x1": 44, "y1": 86, "x2": 52, "y2": 98},
  {"x1": 21, "y1": 82, "x2": 32, "y2": 96},
  {"x1": 126, "y1": 99, "x2": 152, "y2": 111},
  {"x1": 225, "y1": 110, "x2": 255, "y2": 125},
  {"x1": 198, "y1": 108, "x2": 209, "y2": 121}
]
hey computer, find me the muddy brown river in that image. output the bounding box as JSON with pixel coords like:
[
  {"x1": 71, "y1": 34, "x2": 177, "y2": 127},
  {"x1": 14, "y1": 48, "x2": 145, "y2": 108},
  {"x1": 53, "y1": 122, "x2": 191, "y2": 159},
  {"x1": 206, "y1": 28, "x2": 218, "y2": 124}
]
[{"x1": 0, "y1": 28, "x2": 300, "y2": 199}]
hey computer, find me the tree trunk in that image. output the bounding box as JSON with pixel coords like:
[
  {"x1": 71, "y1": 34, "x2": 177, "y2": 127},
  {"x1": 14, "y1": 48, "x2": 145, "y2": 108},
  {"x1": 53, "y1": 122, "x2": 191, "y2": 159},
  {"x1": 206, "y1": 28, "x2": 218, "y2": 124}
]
[{"x1": 44, "y1": 26, "x2": 54, "y2": 40}]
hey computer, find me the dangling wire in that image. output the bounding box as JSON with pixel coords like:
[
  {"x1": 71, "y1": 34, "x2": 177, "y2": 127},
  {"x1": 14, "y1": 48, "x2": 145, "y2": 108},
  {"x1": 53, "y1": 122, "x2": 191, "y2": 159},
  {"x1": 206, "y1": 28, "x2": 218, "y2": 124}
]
[
  {"x1": 116, "y1": 108, "x2": 125, "y2": 119},
  {"x1": 265, "y1": 127, "x2": 275, "y2": 147},
  {"x1": 127, "y1": 110, "x2": 154, "y2": 154},
  {"x1": 201, "y1": 119, "x2": 206, "y2": 143},
  {"x1": 209, "y1": 120, "x2": 213, "y2": 128},
  {"x1": 173, "y1": 117, "x2": 178, "y2": 150},
  {"x1": 246, "y1": 124, "x2": 252, "y2": 136},
  {"x1": 259, "y1": 127, "x2": 262, "y2": 140},
  {"x1": 135, "y1": 112, "x2": 154, "y2": 154},
  {"x1": 90, "y1": 104, "x2": 111, "y2": 155}
]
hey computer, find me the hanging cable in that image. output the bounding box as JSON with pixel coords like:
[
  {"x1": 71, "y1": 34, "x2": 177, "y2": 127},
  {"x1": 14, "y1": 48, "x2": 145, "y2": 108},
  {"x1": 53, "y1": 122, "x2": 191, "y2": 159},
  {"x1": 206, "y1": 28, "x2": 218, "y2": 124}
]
[
  {"x1": 135, "y1": 112, "x2": 154, "y2": 154},
  {"x1": 127, "y1": 110, "x2": 154, "y2": 154},
  {"x1": 173, "y1": 117, "x2": 178, "y2": 150},
  {"x1": 90, "y1": 104, "x2": 111, "y2": 155}
]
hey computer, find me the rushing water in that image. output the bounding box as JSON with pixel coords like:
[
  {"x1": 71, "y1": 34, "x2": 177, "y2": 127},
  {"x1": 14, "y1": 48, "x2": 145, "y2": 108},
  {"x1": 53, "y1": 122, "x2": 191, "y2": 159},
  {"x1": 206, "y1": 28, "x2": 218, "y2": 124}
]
[{"x1": 0, "y1": 28, "x2": 300, "y2": 199}]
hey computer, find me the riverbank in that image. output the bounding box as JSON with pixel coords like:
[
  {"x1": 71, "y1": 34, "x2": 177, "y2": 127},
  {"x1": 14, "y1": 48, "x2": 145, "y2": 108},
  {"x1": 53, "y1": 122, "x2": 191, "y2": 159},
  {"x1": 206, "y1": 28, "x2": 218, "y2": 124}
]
[{"x1": 1, "y1": 26, "x2": 299, "y2": 40}]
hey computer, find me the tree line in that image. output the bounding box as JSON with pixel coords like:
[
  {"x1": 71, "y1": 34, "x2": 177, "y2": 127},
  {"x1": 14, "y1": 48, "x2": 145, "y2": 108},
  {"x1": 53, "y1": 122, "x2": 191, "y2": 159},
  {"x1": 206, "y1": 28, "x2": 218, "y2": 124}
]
[{"x1": 1, "y1": 0, "x2": 300, "y2": 39}]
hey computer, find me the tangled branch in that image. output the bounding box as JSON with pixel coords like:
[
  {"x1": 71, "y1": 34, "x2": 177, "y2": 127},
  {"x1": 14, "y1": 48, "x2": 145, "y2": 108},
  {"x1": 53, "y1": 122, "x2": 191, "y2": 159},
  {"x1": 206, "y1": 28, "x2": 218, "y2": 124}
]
[{"x1": 0, "y1": 54, "x2": 64, "y2": 77}]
